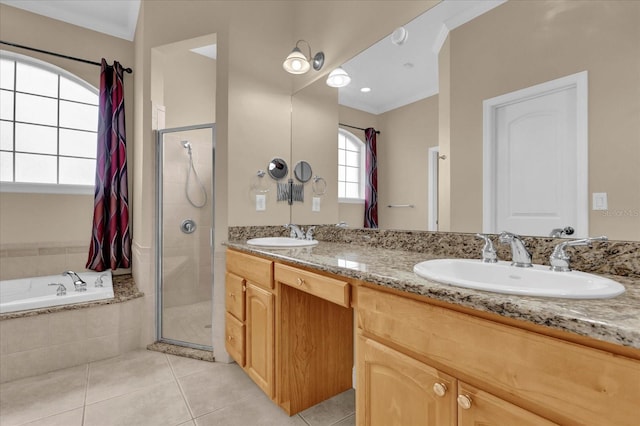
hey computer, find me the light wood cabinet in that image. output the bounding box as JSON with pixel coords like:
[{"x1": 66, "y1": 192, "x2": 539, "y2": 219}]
[
  {"x1": 245, "y1": 283, "x2": 274, "y2": 398},
  {"x1": 225, "y1": 250, "x2": 275, "y2": 397},
  {"x1": 356, "y1": 285, "x2": 640, "y2": 426},
  {"x1": 357, "y1": 335, "x2": 456, "y2": 426},
  {"x1": 225, "y1": 249, "x2": 353, "y2": 415}
]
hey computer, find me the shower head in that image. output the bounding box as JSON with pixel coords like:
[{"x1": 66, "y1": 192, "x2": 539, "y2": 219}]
[{"x1": 181, "y1": 141, "x2": 191, "y2": 149}]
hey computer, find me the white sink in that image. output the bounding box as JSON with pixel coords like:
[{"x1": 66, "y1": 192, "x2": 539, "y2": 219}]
[
  {"x1": 413, "y1": 259, "x2": 625, "y2": 299},
  {"x1": 246, "y1": 237, "x2": 319, "y2": 248}
]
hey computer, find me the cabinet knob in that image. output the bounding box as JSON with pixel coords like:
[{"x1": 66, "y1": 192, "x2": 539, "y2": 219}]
[
  {"x1": 228, "y1": 292, "x2": 235, "y2": 299},
  {"x1": 242, "y1": 285, "x2": 246, "y2": 292},
  {"x1": 227, "y1": 335, "x2": 233, "y2": 342},
  {"x1": 457, "y1": 394, "x2": 472, "y2": 410},
  {"x1": 296, "y1": 277, "x2": 305, "y2": 286},
  {"x1": 433, "y1": 382, "x2": 447, "y2": 397}
]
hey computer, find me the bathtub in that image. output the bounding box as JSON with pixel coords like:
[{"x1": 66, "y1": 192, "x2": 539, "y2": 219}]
[{"x1": 0, "y1": 271, "x2": 114, "y2": 314}]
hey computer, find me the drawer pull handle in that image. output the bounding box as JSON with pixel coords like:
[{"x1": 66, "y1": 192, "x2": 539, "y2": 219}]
[
  {"x1": 297, "y1": 277, "x2": 305, "y2": 286},
  {"x1": 433, "y1": 382, "x2": 447, "y2": 397},
  {"x1": 457, "y1": 395, "x2": 472, "y2": 410}
]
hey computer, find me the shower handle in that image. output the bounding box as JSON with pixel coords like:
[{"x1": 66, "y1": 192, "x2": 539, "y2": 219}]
[{"x1": 181, "y1": 219, "x2": 197, "y2": 234}]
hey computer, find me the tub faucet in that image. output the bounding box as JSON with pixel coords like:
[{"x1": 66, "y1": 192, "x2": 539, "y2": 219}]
[
  {"x1": 63, "y1": 270, "x2": 87, "y2": 292},
  {"x1": 498, "y1": 232, "x2": 532, "y2": 268},
  {"x1": 284, "y1": 223, "x2": 305, "y2": 239}
]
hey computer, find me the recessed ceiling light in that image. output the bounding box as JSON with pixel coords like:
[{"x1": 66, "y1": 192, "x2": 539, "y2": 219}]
[{"x1": 360, "y1": 87, "x2": 371, "y2": 93}]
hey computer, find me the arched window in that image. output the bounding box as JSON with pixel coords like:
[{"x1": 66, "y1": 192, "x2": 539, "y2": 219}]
[
  {"x1": 0, "y1": 50, "x2": 99, "y2": 194},
  {"x1": 338, "y1": 128, "x2": 365, "y2": 201}
]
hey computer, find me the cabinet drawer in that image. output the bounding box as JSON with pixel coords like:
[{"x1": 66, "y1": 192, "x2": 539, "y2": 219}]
[
  {"x1": 275, "y1": 263, "x2": 350, "y2": 307},
  {"x1": 225, "y1": 272, "x2": 245, "y2": 321},
  {"x1": 357, "y1": 286, "x2": 640, "y2": 426},
  {"x1": 225, "y1": 312, "x2": 245, "y2": 367},
  {"x1": 226, "y1": 249, "x2": 273, "y2": 290}
]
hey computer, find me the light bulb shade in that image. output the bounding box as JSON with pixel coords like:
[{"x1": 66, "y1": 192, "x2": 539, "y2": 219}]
[
  {"x1": 326, "y1": 67, "x2": 351, "y2": 88},
  {"x1": 283, "y1": 47, "x2": 310, "y2": 74}
]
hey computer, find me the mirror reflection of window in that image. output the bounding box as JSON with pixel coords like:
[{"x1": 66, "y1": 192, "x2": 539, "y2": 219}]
[{"x1": 338, "y1": 128, "x2": 365, "y2": 201}]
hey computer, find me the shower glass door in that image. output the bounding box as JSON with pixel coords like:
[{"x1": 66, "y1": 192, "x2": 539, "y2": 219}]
[{"x1": 156, "y1": 124, "x2": 215, "y2": 350}]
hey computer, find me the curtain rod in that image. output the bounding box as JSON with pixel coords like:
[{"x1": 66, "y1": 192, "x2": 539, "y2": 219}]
[
  {"x1": 339, "y1": 122, "x2": 380, "y2": 135},
  {"x1": 0, "y1": 40, "x2": 133, "y2": 74}
]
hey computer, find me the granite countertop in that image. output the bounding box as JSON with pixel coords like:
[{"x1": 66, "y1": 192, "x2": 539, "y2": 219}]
[{"x1": 226, "y1": 241, "x2": 640, "y2": 351}]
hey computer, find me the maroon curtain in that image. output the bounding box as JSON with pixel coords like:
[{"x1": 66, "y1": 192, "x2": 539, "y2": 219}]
[
  {"x1": 364, "y1": 128, "x2": 378, "y2": 228},
  {"x1": 86, "y1": 60, "x2": 131, "y2": 271}
]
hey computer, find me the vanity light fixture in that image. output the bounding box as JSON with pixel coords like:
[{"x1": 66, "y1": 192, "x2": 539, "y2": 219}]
[
  {"x1": 326, "y1": 67, "x2": 351, "y2": 88},
  {"x1": 283, "y1": 40, "x2": 325, "y2": 74}
]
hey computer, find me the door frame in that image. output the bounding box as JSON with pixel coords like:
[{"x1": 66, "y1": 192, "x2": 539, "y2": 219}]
[{"x1": 482, "y1": 71, "x2": 589, "y2": 236}]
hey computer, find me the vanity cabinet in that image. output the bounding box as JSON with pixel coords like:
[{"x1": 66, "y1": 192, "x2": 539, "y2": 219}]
[
  {"x1": 356, "y1": 285, "x2": 640, "y2": 426},
  {"x1": 225, "y1": 250, "x2": 275, "y2": 397},
  {"x1": 225, "y1": 249, "x2": 353, "y2": 415}
]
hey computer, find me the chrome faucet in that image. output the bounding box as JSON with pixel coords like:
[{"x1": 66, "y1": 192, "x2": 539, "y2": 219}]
[
  {"x1": 498, "y1": 232, "x2": 532, "y2": 268},
  {"x1": 475, "y1": 234, "x2": 497, "y2": 263},
  {"x1": 305, "y1": 226, "x2": 316, "y2": 241},
  {"x1": 549, "y1": 236, "x2": 608, "y2": 272},
  {"x1": 49, "y1": 283, "x2": 67, "y2": 296},
  {"x1": 63, "y1": 270, "x2": 87, "y2": 292},
  {"x1": 284, "y1": 223, "x2": 305, "y2": 239},
  {"x1": 95, "y1": 272, "x2": 109, "y2": 288},
  {"x1": 549, "y1": 226, "x2": 575, "y2": 238}
]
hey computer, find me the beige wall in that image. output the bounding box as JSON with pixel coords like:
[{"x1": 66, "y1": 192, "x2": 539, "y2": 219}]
[
  {"x1": 291, "y1": 78, "x2": 339, "y2": 225},
  {"x1": 378, "y1": 96, "x2": 438, "y2": 230},
  {"x1": 446, "y1": 0, "x2": 640, "y2": 240},
  {"x1": 0, "y1": 4, "x2": 134, "y2": 270}
]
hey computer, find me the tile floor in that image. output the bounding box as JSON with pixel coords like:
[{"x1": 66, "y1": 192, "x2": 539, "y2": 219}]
[{"x1": 0, "y1": 349, "x2": 355, "y2": 426}]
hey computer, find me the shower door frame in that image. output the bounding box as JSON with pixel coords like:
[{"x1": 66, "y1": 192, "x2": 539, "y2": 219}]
[{"x1": 155, "y1": 123, "x2": 216, "y2": 351}]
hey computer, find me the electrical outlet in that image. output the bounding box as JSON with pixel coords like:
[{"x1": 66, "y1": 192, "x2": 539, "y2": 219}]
[
  {"x1": 312, "y1": 197, "x2": 321, "y2": 212},
  {"x1": 592, "y1": 192, "x2": 608, "y2": 211},
  {"x1": 256, "y1": 194, "x2": 266, "y2": 211}
]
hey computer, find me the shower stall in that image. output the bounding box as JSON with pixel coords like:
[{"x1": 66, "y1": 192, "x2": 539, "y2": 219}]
[{"x1": 156, "y1": 124, "x2": 215, "y2": 350}]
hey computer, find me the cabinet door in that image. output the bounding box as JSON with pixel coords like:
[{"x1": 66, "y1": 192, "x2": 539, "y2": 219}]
[
  {"x1": 357, "y1": 335, "x2": 456, "y2": 426},
  {"x1": 457, "y1": 382, "x2": 558, "y2": 426},
  {"x1": 245, "y1": 283, "x2": 275, "y2": 398}
]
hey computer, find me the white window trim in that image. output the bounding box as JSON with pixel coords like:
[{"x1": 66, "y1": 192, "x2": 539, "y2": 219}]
[
  {"x1": 338, "y1": 128, "x2": 366, "y2": 202},
  {"x1": 0, "y1": 182, "x2": 94, "y2": 195},
  {"x1": 0, "y1": 50, "x2": 99, "y2": 195}
]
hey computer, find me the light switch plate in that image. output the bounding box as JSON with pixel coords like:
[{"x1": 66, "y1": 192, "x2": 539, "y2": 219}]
[
  {"x1": 592, "y1": 192, "x2": 608, "y2": 211},
  {"x1": 312, "y1": 197, "x2": 321, "y2": 212},
  {"x1": 256, "y1": 194, "x2": 266, "y2": 211}
]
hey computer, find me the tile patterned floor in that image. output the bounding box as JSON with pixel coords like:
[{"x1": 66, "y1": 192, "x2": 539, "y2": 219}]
[{"x1": 0, "y1": 350, "x2": 355, "y2": 426}]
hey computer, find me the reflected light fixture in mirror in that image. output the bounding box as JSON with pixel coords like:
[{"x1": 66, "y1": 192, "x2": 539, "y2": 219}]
[
  {"x1": 283, "y1": 40, "x2": 325, "y2": 74},
  {"x1": 326, "y1": 67, "x2": 351, "y2": 88}
]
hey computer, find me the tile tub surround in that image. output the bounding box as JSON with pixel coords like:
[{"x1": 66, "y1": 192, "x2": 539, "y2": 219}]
[
  {"x1": 0, "y1": 275, "x2": 144, "y2": 383},
  {"x1": 226, "y1": 229, "x2": 640, "y2": 351}
]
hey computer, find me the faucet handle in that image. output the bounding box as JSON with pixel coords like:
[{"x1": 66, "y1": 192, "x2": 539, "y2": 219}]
[
  {"x1": 49, "y1": 283, "x2": 67, "y2": 296},
  {"x1": 95, "y1": 272, "x2": 108, "y2": 288},
  {"x1": 475, "y1": 234, "x2": 497, "y2": 263},
  {"x1": 550, "y1": 236, "x2": 608, "y2": 272},
  {"x1": 305, "y1": 226, "x2": 316, "y2": 241}
]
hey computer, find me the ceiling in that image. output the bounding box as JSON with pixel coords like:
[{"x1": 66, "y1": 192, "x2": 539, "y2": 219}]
[
  {"x1": 339, "y1": 0, "x2": 506, "y2": 115},
  {"x1": 0, "y1": 0, "x2": 141, "y2": 41},
  {"x1": 1, "y1": 0, "x2": 503, "y2": 114}
]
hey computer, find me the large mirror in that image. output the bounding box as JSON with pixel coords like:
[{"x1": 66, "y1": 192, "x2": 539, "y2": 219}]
[{"x1": 290, "y1": 0, "x2": 640, "y2": 241}]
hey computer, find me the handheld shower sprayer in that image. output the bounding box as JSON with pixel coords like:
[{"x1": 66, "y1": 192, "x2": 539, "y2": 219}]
[{"x1": 180, "y1": 140, "x2": 207, "y2": 208}]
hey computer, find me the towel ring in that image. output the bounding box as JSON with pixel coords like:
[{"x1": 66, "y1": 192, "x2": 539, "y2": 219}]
[{"x1": 312, "y1": 176, "x2": 327, "y2": 196}]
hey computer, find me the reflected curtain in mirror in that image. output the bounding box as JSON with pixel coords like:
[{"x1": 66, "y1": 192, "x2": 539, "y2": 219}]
[
  {"x1": 86, "y1": 59, "x2": 131, "y2": 271},
  {"x1": 364, "y1": 127, "x2": 378, "y2": 228}
]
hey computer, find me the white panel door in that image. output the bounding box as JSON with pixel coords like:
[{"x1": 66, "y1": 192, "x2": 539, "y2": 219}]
[{"x1": 494, "y1": 87, "x2": 577, "y2": 236}]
